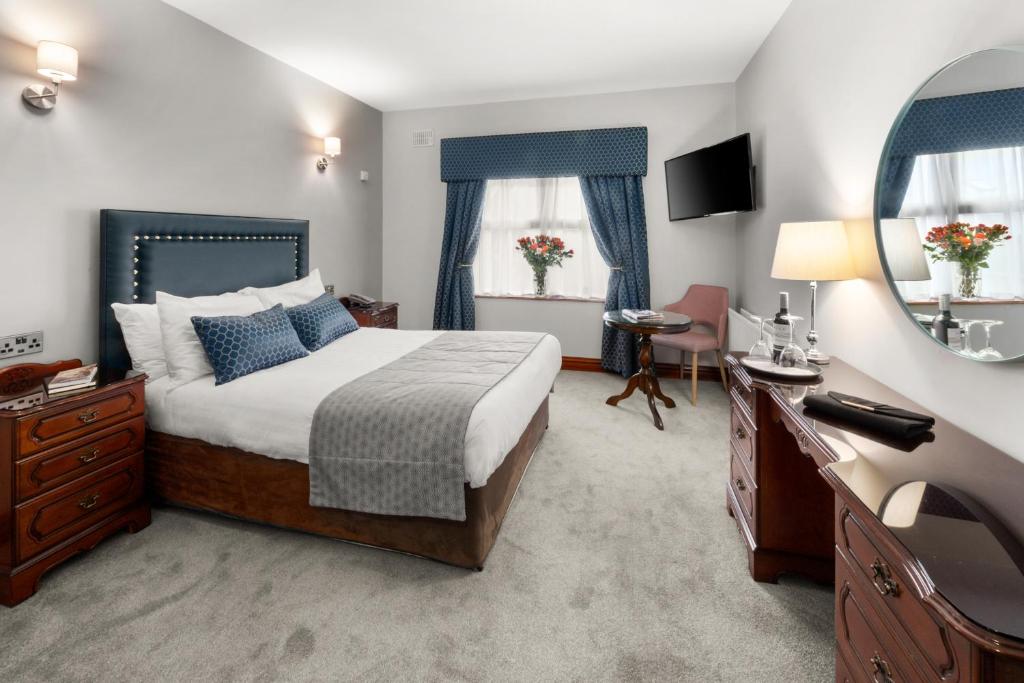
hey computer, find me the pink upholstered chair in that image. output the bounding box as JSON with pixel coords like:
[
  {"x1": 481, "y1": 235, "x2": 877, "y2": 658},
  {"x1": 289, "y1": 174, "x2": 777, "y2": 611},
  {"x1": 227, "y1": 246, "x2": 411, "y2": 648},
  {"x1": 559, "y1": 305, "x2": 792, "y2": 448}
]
[{"x1": 651, "y1": 284, "x2": 729, "y2": 406}]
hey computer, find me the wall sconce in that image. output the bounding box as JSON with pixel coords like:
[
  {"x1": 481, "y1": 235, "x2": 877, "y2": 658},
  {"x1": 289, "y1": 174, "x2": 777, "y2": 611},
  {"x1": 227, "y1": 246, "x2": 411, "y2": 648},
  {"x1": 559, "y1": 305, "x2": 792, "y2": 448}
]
[
  {"x1": 22, "y1": 41, "x2": 78, "y2": 111},
  {"x1": 317, "y1": 137, "x2": 341, "y2": 171}
]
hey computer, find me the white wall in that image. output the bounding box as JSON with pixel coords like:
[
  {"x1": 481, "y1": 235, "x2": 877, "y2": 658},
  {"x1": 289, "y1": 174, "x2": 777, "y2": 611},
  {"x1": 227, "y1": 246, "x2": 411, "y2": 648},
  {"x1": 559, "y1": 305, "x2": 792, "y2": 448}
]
[
  {"x1": 0, "y1": 0, "x2": 382, "y2": 368},
  {"x1": 383, "y1": 85, "x2": 736, "y2": 360},
  {"x1": 734, "y1": 0, "x2": 1024, "y2": 460}
]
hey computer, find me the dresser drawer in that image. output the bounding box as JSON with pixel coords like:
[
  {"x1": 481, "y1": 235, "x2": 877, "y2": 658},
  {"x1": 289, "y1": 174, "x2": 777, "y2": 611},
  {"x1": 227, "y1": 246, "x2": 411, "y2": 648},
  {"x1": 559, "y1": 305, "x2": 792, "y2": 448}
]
[
  {"x1": 729, "y1": 404, "x2": 755, "y2": 470},
  {"x1": 15, "y1": 383, "x2": 144, "y2": 457},
  {"x1": 730, "y1": 379, "x2": 753, "y2": 416},
  {"x1": 836, "y1": 553, "x2": 923, "y2": 683},
  {"x1": 729, "y1": 448, "x2": 756, "y2": 524},
  {"x1": 838, "y1": 505, "x2": 965, "y2": 681},
  {"x1": 15, "y1": 453, "x2": 144, "y2": 562},
  {"x1": 15, "y1": 417, "x2": 145, "y2": 501}
]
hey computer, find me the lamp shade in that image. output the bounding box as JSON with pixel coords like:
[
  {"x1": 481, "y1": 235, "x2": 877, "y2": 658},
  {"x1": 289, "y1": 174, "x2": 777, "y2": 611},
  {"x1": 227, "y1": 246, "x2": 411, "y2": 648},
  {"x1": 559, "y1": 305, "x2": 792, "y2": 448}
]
[
  {"x1": 324, "y1": 137, "x2": 341, "y2": 157},
  {"x1": 880, "y1": 218, "x2": 931, "y2": 281},
  {"x1": 771, "y1": 221, "x2": 856, "y2": 281},
  {"x1": 37, "y1": 41, "x2": 78, "y2": 82}
]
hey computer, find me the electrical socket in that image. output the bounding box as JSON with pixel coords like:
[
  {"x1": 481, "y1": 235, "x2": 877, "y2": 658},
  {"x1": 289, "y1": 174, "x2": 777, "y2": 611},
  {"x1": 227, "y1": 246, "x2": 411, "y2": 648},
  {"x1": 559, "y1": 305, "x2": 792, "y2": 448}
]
[{"x1": 0, "y1": 331, "x2": 44, "y2": 359}]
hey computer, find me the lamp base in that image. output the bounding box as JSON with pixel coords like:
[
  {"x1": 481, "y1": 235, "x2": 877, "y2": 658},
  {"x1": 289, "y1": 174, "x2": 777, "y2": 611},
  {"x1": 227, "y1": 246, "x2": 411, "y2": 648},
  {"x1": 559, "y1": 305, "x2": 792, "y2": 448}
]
[
  {"x1": 22, "y1": 84, "x2": 57, "y2": 110},
  {"x1": 806, "y1": 347, "x2": 831, "y2": 365}
]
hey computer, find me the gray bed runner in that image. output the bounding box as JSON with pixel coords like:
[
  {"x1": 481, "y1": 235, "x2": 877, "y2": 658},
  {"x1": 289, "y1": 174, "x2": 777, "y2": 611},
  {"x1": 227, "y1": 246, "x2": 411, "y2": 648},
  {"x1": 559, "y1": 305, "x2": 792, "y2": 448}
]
[{"x1": 308, "y1": 331, "x2": 547, "y2": 521}]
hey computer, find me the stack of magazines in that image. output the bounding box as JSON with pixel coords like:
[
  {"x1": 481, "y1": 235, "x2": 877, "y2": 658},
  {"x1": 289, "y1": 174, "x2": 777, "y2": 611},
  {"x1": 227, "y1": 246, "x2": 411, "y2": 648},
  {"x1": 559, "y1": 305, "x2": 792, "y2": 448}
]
[
  {"x1": 45, "y1": 364, "x2": 98, "y2": 395},
  {"x1": 622, "y1": 309, "x2": 664, "y2": 322}
]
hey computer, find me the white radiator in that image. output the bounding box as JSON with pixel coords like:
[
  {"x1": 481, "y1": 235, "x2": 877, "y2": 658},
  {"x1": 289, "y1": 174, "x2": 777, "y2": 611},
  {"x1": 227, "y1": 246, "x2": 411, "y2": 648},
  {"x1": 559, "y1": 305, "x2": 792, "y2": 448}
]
[{"x1": 728, "y1": 308, "x2": 761, "y2": 353}]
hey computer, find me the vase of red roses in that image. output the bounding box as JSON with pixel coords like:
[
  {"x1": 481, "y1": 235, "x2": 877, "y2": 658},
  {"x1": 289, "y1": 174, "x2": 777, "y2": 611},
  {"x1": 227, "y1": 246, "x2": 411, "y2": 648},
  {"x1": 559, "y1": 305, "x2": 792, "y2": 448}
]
[
  {"x1": 923, "y1": 222, "x2": 1011, "y2": 299},
  {"x1": 515, "y1": 234, "x2": 574, "y2": 296}
]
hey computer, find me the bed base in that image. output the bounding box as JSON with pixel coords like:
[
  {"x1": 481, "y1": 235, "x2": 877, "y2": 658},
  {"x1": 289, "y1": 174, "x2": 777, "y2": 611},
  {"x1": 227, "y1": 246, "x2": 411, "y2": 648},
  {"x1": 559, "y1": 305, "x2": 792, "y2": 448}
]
[{"x1": 145, "y1": 398, "x2": 548, "y2": 569}]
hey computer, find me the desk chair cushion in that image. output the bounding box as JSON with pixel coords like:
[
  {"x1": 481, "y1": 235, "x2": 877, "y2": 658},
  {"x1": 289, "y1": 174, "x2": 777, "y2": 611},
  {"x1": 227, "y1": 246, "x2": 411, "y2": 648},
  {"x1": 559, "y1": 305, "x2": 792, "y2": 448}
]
[{"x1": 651, "y1": 329, "x2": 719, "y2": 353}]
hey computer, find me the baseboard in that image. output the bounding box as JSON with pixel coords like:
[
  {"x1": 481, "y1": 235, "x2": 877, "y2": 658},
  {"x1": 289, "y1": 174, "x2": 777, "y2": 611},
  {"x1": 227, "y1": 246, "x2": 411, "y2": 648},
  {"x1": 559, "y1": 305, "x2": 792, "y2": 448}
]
[{"x1": 561, "y1": 355, "x2": 724, "y2": 382}]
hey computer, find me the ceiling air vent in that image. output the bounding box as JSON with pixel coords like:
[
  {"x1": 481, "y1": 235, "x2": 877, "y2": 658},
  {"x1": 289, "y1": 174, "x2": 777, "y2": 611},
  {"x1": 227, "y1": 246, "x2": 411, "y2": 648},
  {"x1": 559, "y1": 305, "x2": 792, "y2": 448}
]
[{"x1": 412, "y1": 129, "x2": 434, "y2": 147}]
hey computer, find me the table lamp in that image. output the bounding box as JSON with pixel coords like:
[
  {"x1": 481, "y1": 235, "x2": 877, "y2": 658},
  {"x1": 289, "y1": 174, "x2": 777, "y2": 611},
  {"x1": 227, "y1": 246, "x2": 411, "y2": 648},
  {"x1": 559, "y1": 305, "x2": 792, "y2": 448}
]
[
  {"x1": 771, "y1": 221, "x2": 856, "y2": 364},
  {"x1": 879, "y1": 218, "x2": 931, "y2": 282}
]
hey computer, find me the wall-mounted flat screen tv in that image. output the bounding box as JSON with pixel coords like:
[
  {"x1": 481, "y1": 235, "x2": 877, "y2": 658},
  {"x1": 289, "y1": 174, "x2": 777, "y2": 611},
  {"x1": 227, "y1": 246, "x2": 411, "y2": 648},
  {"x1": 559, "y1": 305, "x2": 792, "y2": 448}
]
[{"x1": 664, "y1": 133, "x2": 756, "y2": 221}]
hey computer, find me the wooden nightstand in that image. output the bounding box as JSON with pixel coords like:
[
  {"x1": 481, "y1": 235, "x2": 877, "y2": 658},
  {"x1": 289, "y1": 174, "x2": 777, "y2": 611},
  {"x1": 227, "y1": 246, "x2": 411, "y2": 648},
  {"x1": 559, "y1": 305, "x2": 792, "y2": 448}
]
[
  {"x1": 0, "y1": 360, "x2": 150, "y2": 606},
  {"x1": 340, "y1": 299, "x2": 399, "y2": 329}
]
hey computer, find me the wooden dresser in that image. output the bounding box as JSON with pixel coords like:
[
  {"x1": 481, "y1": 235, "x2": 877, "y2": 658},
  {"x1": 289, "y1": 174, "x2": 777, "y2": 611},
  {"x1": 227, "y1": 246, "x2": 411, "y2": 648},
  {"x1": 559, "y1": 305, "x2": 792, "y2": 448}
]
[
  {"x1": 0, "y1": 360, "x2": 150, "y2": 606},
  {"x1": 725, "y1": 354, "x2": 1024, "y2": 682},
  {"x1": 340, "y1": 299, "x2": 399, "y2": 329}
]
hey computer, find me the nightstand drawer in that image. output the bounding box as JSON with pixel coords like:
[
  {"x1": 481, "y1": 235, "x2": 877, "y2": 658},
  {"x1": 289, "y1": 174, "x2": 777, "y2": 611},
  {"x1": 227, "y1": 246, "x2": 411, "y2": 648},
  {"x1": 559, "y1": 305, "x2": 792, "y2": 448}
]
[
  {"x1": 15, "y1": 417, "x2": 145, "y2": 501},
  {"x1": 15, "y1": 453, "x2": 144, "y2": 562},
  {"x1": 376, "y1": 310, "x2": 398, "y2": 328},
  {"x1": 16, "y1": 383, "x2": 144, "y2": 457}
]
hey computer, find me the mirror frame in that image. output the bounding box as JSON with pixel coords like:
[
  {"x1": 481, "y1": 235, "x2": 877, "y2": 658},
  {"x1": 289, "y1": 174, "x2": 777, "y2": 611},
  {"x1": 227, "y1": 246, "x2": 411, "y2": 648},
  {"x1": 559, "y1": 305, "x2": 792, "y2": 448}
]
[{"x1": 874, "y1": 45, "x2": 1024, "y2": 363}]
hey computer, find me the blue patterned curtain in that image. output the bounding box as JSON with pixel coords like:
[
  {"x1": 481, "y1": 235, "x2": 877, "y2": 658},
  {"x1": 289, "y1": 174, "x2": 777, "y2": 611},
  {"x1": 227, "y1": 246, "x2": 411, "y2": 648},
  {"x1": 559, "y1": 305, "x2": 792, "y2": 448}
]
[
  {"x1": 580, "y1": 176, "x2": 650, "y2": 376},
  {"x1": 432, "y1": 180, "x2": 487, "y2": 330},
  {"x1": 880, "y1": 87, "x2": 1024, "y2": 218}
]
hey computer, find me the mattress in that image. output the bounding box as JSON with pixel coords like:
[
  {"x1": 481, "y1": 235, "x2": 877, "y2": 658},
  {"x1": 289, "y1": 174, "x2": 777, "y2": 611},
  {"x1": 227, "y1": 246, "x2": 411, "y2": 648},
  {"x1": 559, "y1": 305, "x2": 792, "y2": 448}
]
[{"x1": 145, "y1": 328, "x2": 561, "y2": 488}]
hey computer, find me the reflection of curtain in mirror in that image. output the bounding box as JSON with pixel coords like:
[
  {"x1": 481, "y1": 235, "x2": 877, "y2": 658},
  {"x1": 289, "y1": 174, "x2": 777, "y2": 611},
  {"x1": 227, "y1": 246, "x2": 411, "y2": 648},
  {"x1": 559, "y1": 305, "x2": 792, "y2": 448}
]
[
  {"x1": 897, "y1": 146, "x2": 1024, "y2": 300},
  {"x1": 474, "y1": 177, "x2": 609, "y2": 299}
]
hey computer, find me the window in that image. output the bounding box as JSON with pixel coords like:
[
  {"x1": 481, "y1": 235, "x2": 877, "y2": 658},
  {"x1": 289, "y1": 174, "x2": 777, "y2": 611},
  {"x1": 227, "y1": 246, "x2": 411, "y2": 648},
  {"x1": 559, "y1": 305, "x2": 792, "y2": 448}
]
[
  {"x1": 898, "y1": 146, "x2": 1024, "y2": 299},
  {"x1": 474, "y1": 177, "x2": 608, "y2": 300}
]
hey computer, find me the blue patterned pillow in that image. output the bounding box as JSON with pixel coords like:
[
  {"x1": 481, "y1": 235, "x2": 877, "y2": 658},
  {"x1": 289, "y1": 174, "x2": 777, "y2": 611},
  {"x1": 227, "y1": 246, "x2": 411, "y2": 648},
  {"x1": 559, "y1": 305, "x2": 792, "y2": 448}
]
[
  {"x1": 191, "y1": 305, "x2": 309, "y2": 385},
  {"x1": 285, "y1": 293, "x2": 359, "y2": 352}
]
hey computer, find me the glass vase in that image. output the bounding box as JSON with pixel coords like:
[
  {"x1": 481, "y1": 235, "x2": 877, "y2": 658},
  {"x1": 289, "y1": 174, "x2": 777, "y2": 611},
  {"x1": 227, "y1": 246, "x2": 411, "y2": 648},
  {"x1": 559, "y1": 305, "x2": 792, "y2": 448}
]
[
  {"x1": 533, "y1": 267, "x2": 547, "y2": 296},
  {"x1": 953, "y1": 262, "x2": 982, "y2": 299}
]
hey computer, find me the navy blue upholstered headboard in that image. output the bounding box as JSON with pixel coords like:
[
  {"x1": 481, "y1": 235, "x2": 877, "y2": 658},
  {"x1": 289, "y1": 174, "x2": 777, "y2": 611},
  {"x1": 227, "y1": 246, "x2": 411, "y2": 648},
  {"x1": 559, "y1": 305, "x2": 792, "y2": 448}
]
[{"x1": 99, "y1": 210, "x2": 310, "y2": 373}]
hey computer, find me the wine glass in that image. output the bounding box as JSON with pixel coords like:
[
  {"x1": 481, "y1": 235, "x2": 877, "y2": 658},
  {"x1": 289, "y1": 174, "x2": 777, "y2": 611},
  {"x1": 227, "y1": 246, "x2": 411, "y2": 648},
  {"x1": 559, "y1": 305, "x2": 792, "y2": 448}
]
[
  {"x1": 748, "y1": 316, "x2": 772, "y2": 363},
  {"x1": 959, "y1": 319, "x2": 979, "y2": 358},
  {"x1": 778, "y1": 314, "x2": 808, "y2": 369},
  {"x1": 976, "y1": 320, "x2": 1004, "y2": 360}
]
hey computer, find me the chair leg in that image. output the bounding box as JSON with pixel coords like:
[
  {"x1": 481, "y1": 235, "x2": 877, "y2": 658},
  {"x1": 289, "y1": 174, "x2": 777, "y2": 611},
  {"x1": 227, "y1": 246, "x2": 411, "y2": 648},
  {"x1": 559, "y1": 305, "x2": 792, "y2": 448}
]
[
  {"x1": 716, "y1": 350, "x2": 729, "y2": 392},
  {"x1": 691, "y1": 351, "x2": 699, "y2": 406}
]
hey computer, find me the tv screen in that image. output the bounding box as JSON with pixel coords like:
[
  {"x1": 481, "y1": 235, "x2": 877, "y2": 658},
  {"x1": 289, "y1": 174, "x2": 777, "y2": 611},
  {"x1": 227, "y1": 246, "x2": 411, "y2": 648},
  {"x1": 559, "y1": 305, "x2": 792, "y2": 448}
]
[{"x1": 664, "y1": 133, "x2": 755, "y2": 221}]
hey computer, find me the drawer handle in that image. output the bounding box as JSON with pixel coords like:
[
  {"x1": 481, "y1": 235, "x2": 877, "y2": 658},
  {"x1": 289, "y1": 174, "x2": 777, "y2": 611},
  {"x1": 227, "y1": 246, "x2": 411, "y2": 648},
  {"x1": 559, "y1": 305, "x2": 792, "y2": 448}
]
[
  {"x1": 734, "y1": 477, "x2": 747, "y2": 492},
  {"x1": 734, "y1": 426, "x2": 746, "y2": 440},
  {"x1": 870, "y1": 558, "x2": 900, "y2": 597},
  {"x1": 870, "y1": 653, "x2": 894, "y2": 683},
  {"x1": 78, "y1": 448, "x2": 101, "y2": 464},
  {"x1": 78, "y1": 493, "x2": 100, "y2": 510},
  {"x1": 77, "y1": 409, "x2": 99, "y2": 424}
]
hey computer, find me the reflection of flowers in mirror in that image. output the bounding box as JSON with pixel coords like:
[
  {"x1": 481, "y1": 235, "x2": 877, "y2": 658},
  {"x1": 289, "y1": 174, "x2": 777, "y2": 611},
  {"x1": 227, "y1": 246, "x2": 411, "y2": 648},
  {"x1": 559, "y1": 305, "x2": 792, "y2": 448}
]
[
  {"x1": 515, "y1": 234, "x2": 574, "y2": 296},
  {"x1": 923, "y1": 222, "x2": 1011, "y2": 298}
]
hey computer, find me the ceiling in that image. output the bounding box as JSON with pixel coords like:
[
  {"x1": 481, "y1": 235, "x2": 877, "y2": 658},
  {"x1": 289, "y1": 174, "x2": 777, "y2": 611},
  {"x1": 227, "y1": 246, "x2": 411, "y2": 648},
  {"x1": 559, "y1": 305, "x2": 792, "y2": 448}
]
[{"x1": 161, "y1": 0, "x2": 791, "y2": 112}]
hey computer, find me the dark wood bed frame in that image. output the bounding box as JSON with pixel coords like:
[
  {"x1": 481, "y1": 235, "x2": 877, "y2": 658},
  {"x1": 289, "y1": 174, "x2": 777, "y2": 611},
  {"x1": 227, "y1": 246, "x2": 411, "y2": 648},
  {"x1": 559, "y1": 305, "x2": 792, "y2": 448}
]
[
  {"x1": 145, "y1": 398, "x2": 548, "y2": 570},
  {"x1": 99, "y1": 210, "x2": 549, "y2": 570}
]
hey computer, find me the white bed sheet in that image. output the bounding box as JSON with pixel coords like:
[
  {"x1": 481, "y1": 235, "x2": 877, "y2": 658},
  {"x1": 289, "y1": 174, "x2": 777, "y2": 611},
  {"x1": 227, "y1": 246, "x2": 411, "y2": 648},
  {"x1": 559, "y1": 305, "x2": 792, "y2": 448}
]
[{"x1": 145, "y1": 328, "x2": 561, "y2": 488}]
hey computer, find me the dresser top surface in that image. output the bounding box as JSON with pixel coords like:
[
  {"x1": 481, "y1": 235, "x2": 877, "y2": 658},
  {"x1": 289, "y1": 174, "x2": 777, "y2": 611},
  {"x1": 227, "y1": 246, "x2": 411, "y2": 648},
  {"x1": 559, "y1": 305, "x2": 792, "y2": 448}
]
[{"x1": 729, "y1": 354, "x2": 1024, "y2": 642}]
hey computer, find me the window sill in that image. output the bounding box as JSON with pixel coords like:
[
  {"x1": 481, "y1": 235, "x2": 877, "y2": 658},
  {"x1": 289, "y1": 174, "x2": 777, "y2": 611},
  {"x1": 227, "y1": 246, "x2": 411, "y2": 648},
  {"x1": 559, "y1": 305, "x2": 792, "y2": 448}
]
[{"x1": 475, "y1": 293, "x2": 606, "y2": 304}]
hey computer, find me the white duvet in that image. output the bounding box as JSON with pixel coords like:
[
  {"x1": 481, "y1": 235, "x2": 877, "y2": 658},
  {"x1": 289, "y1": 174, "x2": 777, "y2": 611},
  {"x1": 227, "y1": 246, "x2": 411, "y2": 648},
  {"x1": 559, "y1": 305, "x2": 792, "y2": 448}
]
[{"x1": 146, "y1": 328, "x2": 561, "y2": 488}]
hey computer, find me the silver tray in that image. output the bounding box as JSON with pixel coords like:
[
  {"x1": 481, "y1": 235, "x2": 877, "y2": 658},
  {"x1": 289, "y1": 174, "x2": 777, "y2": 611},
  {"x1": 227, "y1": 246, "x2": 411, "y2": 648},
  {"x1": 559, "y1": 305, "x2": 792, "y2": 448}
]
[{"x1": 739, "y1": 356, "x2": 824, "y2": 381}]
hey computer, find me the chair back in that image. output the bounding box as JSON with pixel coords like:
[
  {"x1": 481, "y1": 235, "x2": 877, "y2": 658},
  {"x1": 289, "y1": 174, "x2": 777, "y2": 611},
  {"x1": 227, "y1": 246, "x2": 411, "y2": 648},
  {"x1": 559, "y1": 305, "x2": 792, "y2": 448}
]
[{"x1": 664, "y1": 284, "x2": 730, "y2": 345}]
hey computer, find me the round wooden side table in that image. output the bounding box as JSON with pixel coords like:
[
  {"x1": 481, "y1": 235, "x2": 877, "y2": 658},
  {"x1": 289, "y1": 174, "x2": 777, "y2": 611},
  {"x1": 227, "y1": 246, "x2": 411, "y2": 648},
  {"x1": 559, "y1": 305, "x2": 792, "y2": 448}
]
[{"x1": 603, "y1": 310, "x2": 692, "y2": 430}]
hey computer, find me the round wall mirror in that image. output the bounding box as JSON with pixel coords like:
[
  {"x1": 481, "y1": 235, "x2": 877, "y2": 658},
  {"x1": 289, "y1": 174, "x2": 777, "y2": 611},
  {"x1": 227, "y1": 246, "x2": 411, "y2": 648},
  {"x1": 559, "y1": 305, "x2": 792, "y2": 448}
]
[{"x1": 875, "y1": 46, "x2": 1024, "y2": 362}]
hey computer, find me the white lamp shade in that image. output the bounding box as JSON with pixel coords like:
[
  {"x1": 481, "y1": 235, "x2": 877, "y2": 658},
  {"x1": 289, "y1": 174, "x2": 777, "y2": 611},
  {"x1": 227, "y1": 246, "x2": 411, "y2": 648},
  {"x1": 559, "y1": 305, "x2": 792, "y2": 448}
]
[
  {"x1": 324, "y1": 137, "x2": 341, "y2": 157},
  {"x1": 880, "y1": 218, "x2": 931, "y2": 281},
  {"x1": 37, "y1": 41, "x2": 78, "y2": 82},
  {"x1": 771, "y1": 221, "x2": 856, "y2": 281}
]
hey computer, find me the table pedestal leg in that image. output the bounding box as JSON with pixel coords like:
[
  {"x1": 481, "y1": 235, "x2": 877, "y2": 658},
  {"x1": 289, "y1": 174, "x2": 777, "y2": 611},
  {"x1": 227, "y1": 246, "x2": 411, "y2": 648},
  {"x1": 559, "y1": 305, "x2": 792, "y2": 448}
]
[{"x1": 606, "y1": 333, "x2": 675, "y2": 430}]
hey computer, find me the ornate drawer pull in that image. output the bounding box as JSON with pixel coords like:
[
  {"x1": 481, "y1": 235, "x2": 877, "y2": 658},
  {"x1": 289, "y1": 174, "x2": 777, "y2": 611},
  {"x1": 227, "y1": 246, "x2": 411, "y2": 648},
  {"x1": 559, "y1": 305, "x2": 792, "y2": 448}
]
[
  {"x1": 734, "y1": 478, "x2": 747, "y2": 492},
  {"x1": 870, "y1": 653, "x2": 894, "y2": 683},
  {"x1": 77, "y1": 409, "x2": 99, "y2": 424},
  {"x1": 78, "y1": 493, "x2": 100, "y2": 510},
  {"x1": 734, "y1": 427, "x2": 746, "y2": 440},
  {"x1": 78, "y1": 448, "x2": 100, "y2": 464},
  {"x1": 870, "y1": 558, "x2": 900, "y2": 597}
]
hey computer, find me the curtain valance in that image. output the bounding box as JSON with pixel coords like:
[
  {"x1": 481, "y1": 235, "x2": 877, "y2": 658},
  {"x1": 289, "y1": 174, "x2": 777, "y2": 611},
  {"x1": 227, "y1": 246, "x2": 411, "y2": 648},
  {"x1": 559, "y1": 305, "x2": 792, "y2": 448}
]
[
  {"x1": 440, "y1": 127, "x2": 648, "y2": 182},
  {"x1": 890, "y1": 87, "x2": 1024, "y2": 158}
]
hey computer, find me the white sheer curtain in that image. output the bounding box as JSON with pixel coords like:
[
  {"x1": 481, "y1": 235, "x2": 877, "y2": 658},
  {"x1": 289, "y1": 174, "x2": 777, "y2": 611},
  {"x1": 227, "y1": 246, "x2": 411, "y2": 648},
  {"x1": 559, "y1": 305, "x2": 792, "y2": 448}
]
[
  {"x1": 474, "y1": 177, "x2": 609, "y2": 299},
  {"x1": 898, "y1": 146, "x2": 1024, "y2": 299}
]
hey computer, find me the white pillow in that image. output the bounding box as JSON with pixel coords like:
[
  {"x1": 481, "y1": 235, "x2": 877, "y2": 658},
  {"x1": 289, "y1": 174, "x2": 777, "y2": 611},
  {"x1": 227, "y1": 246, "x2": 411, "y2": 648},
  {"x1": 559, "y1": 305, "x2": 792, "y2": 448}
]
[
  {"x1": 156, "y1": 291, "x2": 264, "y2": 388},
  {"x1": 239, "y1": 269, "x2": 325, "y2": 308},
  {"x1": 110, "y1": 303, "x2": 167, "y2": 382}
]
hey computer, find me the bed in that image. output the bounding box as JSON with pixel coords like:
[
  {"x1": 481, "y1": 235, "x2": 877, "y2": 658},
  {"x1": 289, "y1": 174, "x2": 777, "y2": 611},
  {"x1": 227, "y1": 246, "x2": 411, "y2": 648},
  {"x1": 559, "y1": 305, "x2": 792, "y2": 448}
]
[{"x1": 99, "y1": 209, "x2": 557, "y2": 569}]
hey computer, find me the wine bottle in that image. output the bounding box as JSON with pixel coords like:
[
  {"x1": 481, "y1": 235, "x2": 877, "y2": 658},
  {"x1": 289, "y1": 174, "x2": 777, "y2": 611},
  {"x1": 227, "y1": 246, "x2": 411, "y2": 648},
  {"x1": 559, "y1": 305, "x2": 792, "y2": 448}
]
[
  {"x1": 772, "y1": 291, "x2": 791, "y2": 363},
  {"x1": 931, "y1": 294, "x2": 961, "y2": 349}
]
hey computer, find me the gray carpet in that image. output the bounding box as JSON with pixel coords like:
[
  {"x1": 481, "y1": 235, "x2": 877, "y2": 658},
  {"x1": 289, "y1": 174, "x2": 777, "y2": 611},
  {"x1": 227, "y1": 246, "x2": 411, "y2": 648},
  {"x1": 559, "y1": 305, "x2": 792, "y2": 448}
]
[{"x1": 0, "y1": 370, "x2": 834, "y2": 682}]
